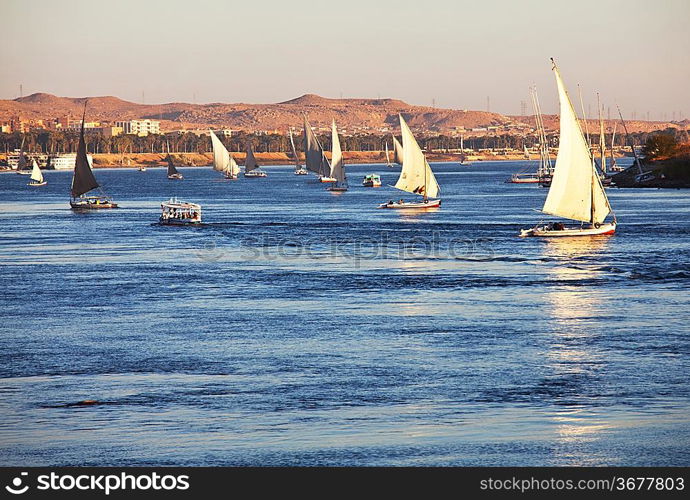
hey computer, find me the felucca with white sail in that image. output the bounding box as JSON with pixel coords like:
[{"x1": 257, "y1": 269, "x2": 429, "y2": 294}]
[
  {"x1": 28, "y1": 159, "x2": 46, "y2": 186},
  {"x1": 302, "y1": 116, "x2": 334, "y2": 182},
  {"x1": 379, "y1": 115, "x2": 440, "y2": 208},
  {"x1": 70, "y1": 104, "x2": 118, "y2": 209},
  {"x1": 244, "y1": 145, "x2": 267, "y2": 177},
  {"x1": 520, "y1": 59, "x2": 616, "y2": 237},
  {"x1": 290, "y1": 128, "x2": 308, "y2": 175},
  {"x1": 385, "y1": 136, "x2": 403, "y2": 168},
  {"x1": 210, "y1": 130, "x2": 240, "y2": 180},
  {"x1": 327, "y1": 119, "x2": 348, "y2": 191}
]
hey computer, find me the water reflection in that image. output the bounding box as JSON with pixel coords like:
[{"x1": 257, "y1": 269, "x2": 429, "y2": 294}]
[{"x1": 540, "y1": 236, "x2": 612, "y2": 463}]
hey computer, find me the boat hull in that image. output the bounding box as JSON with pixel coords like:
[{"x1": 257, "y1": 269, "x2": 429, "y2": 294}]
[
  {"x1": 378, "y1": 199, "x2": 441, "y2": 209},
  {"x1": 520, "y1": 222, "x2": 616, "y2": 237},
  {"x1": 328, "y1": 186, "x2": 348, "y2": 192},
  {"x1": 70, "y1": 200, "x2": 119, "y2": 210},
  {"x1": 362, "y1": 181, "x2": 382, "y2": 187},
  {"x1": 319, "y1": 176, "x2": 337, "y2": 183},
  {"x1": 168, "y1": 174, "x2": 184, "y2": 180},
  {"x1": 159, "y1": 217, "x2": 201, "y2": 226},
  {"x1": 506, "y1": 177, "x2": 540, "y2": 184},
  {"x1": 244, "y1": 171, "x2": 267, "y2": 178},
  {"x1": 28, "y1": 181, "x2": 47, "y2": 186},
  {"x1": 294, "y1": 170, "x2": 308, "y2": 175}
]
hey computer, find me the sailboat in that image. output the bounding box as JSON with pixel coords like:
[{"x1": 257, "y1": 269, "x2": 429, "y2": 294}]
[
  {"x1": 327, "y1": 120, "x2": 348, "y2": 192},
  {"x1": 27, "y1": 159, "x2": 46, "y2": 186},
  {"x1": 392, "y1": 135, "x2": 404, "y2": 166},
  {"x1": 166, "y1": 148, "x2": 183, "y2": 180},
  {"x1": 302, "y1": 116, "x2": 334, "y2": 182},
  {"x1": 520, "y1": 59, "x2": 616, "y2": 237},
  {"x1": 243, "y1": 145, "x2": 267, "y2": 177},
  {"x1": 385, "y1": 141, "x2": 393, "y2": 168},
  {"x1": 210, "y1": 130, "x2": 240, "y2": 179},
  {"x1": 506, "y1": 140, "x2": 540, "y2": 183},
  {"x1": 290, "y1": 128, "x2": 308, "y2": 175},
  {"x1": 70, "y1": 105, "x2": 118, "y2": 209},
  {"x1": 458, "y1": 135, "x2": 471, "y2": 165},
  {"x1": 379, "y1": 115, "x2": 440, "y2": 208},
  {"x1": 15, "y1": 138, "x2": 31, "y2": 175}
]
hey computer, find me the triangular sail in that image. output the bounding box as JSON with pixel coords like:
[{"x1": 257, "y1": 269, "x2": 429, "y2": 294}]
[
  {"x1": 289, "y1": 129, "x2": 301, "y2": 171},
  {"x1": 71, "y1": 112, "x2": 99, "y2": 197},
  {"x1": 166, "y1": 154, "x2": 179, "y2": 176},
  {"x1": 329, "y1": 120, "x2": 346, "y2": 184},
  {"x1": 245, "y1": 145, "x2": 259, "y2": 172},
  {"x1": 385, "y1": 142, "x2": 392, "y2": 166},
  {"x1": 210, "y1": 130, "x2": 229, "y2": 172},
  {"x1": 17, "y1": 138, "x2": 28, "y2": 171},
  {"x1": 210, "y1": 130, "x2": 239, "y2": 176},
  {"x1": 542, "y1": 61, "x2": 611, "y2": 224},
  {"x1": 30, "y1": 159, "x2": 43, "y2": 182},
  {"x1": 392, "y1": 135, "x2": 404, "y2": 165},
  {"x1": 395, "y1": 115, "x2": 440, "y2": 199},
  {"x1": 303, "y1": 116, "x2": 330, "y2": 176}
]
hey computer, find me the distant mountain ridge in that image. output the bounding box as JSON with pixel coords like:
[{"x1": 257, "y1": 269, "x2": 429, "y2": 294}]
[{"x1": 0, "y1": 92, "x2": 684, "y2": 135}]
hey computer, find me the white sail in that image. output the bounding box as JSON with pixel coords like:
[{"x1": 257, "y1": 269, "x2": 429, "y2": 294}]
[
  {"x1": 385, "y1": 142, "x2": 392, "y2": 166},
  {"x1": 392, "y1": 135, "x2": 404, "y2": 165},
  {"x1": 542, "y1": 62, "x2": 610, "y2": 224},
  {"x1": 329, "y1": 120, "x2": 346, "y2": 183},
  {"x1": 227, "y1": 153, "x2": 240, "y2": 177},
  {"x1": 395, "y1": 115, "x2": 439, "y2": 199},
  {"x1": 210, "y1": 130, "x2": 229, "y2": 172},
  {"x1": 30, "y1": 159, "x2": 43, "y2": 182}
]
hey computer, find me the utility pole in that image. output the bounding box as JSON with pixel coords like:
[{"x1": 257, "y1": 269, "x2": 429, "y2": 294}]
[
  {"x1": 520, "y1": 100, "x2": 526, "y2": 116},
  {"x1": 19, "y1": 84, "x2": 23, "y2": 99},
  {"x1": 487, "y1": 96, "x2": 490, "y2": 113}
]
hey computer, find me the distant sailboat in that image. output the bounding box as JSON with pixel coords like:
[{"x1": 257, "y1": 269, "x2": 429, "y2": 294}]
[
  {"x1": 302, "y1": 116, "x2": 334, "y2": 182},
  {"x1": 379, "y1": 115, "x2": 440, "y2": 208},
  {"x1": 290, "y1": 128, "x2": 308, "y2": 174},
  {"x1": 458, "y1": 135, "x2": 470, "y2": 165},
  {"x1": 210, "y1": 130, "x2": 240, "y2": 179},
  {"x1": 506, "y1": 139, "x2": 540, "y2": 183},
  {"x1": 166, "y1": 146, "x2": 183, "y2": 180},
  {"x1": 520, "y1": 59, "x2": 616, "y2": 237},
  {"x1": 392, "y1": 135, "x2": 404, "y2": 166},
  {"x1": 243, "y1": 144, "x2": 267, "y2": 177},
  {"x1": 28, "y1": 159, "x2": 46, "y2": 186},
  {"x1": 385, "y1": 141, "x2": 394, "y2": 168},
  {"x1": 15, "y1": 138, "x2": 31, "y2": 175},
  {"x1": 327, "y1": 120, "x2": 348, "y2": 192}
]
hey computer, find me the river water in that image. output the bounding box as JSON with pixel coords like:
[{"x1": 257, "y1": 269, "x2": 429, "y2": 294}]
[{"x1": 1, "y1": 160, "x2": 688, "y2": 465}]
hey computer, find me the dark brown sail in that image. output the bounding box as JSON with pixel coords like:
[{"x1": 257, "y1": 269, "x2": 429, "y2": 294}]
[
  {"x1": 245, "y1": 145, "x2": 259, "y2": 173},
  {"x1": 303, "y1": 116, "x2": 330, "y2": 176},
  {"x1": 166, "y1": 154, "x2": 180, "y2": 176},
  {"x1": 70, "y1": 111, "x2": 99, "y2": 198}
]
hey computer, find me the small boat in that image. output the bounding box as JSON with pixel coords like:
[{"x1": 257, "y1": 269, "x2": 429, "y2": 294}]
[
  {"x1": 159, "y1": 198, "x2": 202, "y2": 225},
  {"x1": 458, "y1": 135, "x2": 471, "y2": 165},
  {"x1": 506, "y1": 173, "x2": 540, "y2": 184},
  {"x1": 378, "y1": 115, "x2": 440, "y2": 209},
  {"x1": 70, "y1": 103, "x2": 118, "y2": 210},
  {"x1": 303, "y1": 115, "x2": 331, "y2": 179},
  {"x1": 210, "y1": 129, "x2": 240, "y2": 180},
  {"x1": 27, "y1": 159, "x2": 47, "y2": 186},
  {"x1": 326, "y1": 120, "x2": 348, "y2": 192},
  {"x1": 138, "y1": 166, "x2": 147, "y2": 172},
  {"x1": 520, "y1": 59, "x2": 616, "y2": 237},
  {"x1": 243, "y1": 145, "x2": 268, "y2": 177},
  {"x1": 289, "y1": 128, "x2": 308, "y2": 175},
  {"x1": 362, "y1": 174, "x2": 382, "y2": 187},
  {"x1": 166, "y1": 152, "x2": 183, "y2": 179}
]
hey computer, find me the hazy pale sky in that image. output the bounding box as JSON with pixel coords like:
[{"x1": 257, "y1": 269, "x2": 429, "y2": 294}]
[{"x1": 1, "y1": 0, "x2": 688, "y2": 118}]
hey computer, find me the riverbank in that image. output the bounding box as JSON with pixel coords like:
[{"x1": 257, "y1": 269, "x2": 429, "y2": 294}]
[{"x1": 612, "y1": 156, "x2": 690, "y2": 188}]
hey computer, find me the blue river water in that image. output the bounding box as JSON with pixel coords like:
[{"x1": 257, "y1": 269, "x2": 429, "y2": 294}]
[{"x1": 1, "y1": 160, "x2": 688, "y2": 466}]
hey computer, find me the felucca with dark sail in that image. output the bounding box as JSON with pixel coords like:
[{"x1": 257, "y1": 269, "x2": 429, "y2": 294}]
[
  {"x1": 520, "y1": 59, "x2": 616, "y2": 237},
  {"x1": 165, "y1": 142, "x2": 183, "y2": 179},
  {"x1": 379, "y1": 115, "x2": 440, "y2": 208},
  {"x1": 302, "y1": 116, "x2": 335, "y2": 182},
  {"x1": 70, "y1": 105, "x2": 118, "y2": 209},
  {"x1": 327, "y1": 120, "x2": 348, "y2": 192},
  {"x1": 243, "y1": 145, "x2": 267, "y2": 177}
]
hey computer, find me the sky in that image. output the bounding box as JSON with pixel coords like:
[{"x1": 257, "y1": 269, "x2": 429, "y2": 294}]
[{"x1": 1, "y1": 0, "x2": 688, "y2": 119}]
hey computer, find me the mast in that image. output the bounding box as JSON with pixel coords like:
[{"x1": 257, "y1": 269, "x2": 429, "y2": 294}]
[
  {"x1": 597, "y1": 93, "x2": 606, "y2": 175},
  {"x1": 616, "y1": 105, "x2": 644, "y2": 175}
]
